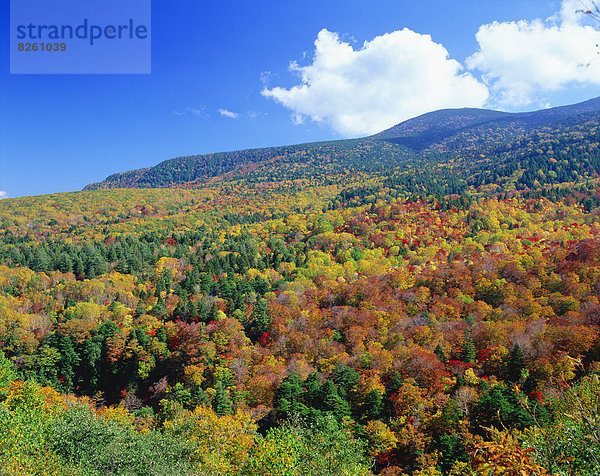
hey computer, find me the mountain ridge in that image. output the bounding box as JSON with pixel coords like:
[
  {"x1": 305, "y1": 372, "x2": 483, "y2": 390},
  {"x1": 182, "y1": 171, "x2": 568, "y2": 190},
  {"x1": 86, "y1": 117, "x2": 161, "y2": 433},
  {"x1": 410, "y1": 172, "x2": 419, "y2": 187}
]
[{"x1": 84, "y1": 96, "x2": 600, "y2": 191}]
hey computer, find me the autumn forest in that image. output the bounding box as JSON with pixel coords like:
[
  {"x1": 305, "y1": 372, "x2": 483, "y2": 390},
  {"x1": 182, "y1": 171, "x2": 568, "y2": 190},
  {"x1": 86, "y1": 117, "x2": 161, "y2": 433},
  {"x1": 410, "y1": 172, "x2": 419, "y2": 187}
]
[{"x1": 2, "y1": 98, "x2": 600, "y2": 475}]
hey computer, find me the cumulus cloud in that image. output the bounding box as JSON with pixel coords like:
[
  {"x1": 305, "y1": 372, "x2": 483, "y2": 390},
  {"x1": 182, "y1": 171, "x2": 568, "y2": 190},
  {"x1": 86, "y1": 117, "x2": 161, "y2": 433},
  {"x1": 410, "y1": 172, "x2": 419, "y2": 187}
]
[
  {"x1": 219, "y1": 108, "x2": 240, "y2": 119},
  {"x1": 467, "y1": 0, "x2": 600, "y2": 107},
  {"x1": 262, "y1": 28, "x2": 489, "y2": 137},
  {"x1": 0, "y1": 191, "x2": 7, "y2": 199}
]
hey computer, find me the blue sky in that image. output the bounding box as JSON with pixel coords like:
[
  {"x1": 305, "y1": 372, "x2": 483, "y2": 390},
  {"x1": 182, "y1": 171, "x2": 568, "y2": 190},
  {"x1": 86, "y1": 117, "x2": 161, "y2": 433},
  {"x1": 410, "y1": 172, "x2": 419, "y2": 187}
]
[{"x1": 1, "y1": 0, "x2": 600, "y2": 198}]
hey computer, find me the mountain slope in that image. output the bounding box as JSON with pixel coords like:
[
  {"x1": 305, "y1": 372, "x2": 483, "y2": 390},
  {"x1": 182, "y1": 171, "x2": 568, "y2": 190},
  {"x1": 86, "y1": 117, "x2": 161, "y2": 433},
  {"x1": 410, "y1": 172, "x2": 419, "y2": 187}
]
[
  {"x1": 374, "y1": 96, "x2": 600, "y2": 148},
  {"x1": 83, "y1": 139, "x2": 415, "y2": 190},
  {"x1": 84, "y1": 96, "x2": 600, "y2": 192}
]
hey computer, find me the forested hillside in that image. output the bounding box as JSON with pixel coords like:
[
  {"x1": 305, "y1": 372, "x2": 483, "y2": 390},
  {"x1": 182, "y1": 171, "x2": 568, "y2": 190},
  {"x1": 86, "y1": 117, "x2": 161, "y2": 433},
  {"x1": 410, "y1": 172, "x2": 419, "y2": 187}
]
[
  {"x1": 85, "y1": 97, "x2": 600, "y2": 194},
  {"x1": 1, "y1": 99, "x2": 600, "y2": 474}
]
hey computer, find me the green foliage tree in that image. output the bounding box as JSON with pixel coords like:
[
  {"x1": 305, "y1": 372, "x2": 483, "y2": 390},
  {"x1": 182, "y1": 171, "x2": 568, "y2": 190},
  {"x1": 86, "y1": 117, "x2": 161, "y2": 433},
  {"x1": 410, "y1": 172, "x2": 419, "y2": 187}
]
[
  {"x1": 461, "y1": 328, "x2": 476, "y2": 363},
  {"x1": 360, "y1": 389, "x2": 384, "y2": 422},
  {"x1": 212, "y1": 381, "x2": 233, "y2": 416},
  {"x1": 506, "y1": 344, "x2": 526, "y2": 383}
]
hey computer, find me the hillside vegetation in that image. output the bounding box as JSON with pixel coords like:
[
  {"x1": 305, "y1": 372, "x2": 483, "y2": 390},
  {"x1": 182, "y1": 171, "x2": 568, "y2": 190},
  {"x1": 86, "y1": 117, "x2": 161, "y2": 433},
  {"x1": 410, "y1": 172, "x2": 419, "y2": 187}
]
[{"x1": 1, "y1": 98, "x2": 600, "y2": 474}]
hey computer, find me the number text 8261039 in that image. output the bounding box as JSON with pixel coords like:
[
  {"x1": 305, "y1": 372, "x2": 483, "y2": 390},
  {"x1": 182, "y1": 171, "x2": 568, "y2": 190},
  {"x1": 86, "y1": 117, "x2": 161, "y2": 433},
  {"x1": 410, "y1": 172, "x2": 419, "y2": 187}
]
[{"x1": 17, "y1": 43, "x2": 67, "y2": 52}]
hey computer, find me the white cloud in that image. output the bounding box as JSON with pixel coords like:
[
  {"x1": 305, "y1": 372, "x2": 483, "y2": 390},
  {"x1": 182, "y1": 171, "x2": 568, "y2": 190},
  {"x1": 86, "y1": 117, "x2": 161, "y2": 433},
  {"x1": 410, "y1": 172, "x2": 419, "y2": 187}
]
[
  {"x1": 189, "y1": 107, "x2": 209, "y2": 118},
  {"x1": 467, "y1": 0, "x2": 600, "y2": 107},
  {"x1": 259, "y1": 71, "x2": 271, "y2": 86},
  {"x1": 172, "y1": 107, "x2": 209, "y2": 119},
  {"x1": 262, "y1": 28, "x2": 489, "y2": 137},
  {"x1": 219, "y1": 108, "x2": 240, "y2": 119},
  {"x1": 0, "y1": 191, "x2": 7, "y2": 199},
  {"x1": 247, "y1": 111, "x2": 267, "y2": 119}
]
